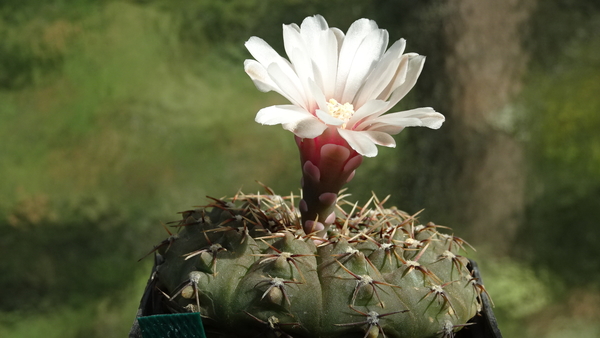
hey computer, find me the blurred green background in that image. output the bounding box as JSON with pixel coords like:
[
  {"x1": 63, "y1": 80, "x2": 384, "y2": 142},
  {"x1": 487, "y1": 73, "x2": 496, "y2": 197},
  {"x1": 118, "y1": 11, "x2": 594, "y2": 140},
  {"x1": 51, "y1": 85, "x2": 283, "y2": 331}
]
[{"x1": 1, "y1": 0, "x2": 599, "y2": 337}]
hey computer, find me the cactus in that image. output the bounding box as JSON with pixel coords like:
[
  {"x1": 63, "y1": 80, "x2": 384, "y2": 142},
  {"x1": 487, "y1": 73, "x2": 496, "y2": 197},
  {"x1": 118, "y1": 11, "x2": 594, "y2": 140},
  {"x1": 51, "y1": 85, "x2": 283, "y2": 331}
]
[
  {"x1": 136, "y1": 14, "x2": 492, "y2": 338},
  {"x1": 150, "y1": 190, "x2": 483, "y2": 337}
]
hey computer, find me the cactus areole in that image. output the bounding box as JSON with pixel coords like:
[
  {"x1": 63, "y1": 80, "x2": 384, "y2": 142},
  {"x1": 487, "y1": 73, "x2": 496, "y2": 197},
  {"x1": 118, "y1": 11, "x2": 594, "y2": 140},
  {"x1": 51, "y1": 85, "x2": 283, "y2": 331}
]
[{"x1": 134, "y1": 15, "x2": 492, "y2": 338}]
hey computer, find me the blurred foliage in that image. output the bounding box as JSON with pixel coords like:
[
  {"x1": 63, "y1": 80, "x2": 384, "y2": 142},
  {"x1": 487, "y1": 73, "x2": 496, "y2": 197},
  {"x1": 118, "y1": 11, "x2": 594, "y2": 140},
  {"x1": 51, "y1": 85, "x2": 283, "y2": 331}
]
[
  {"x1": 1, "y1": 192, "x2": 138, "y2": 311},
  {"x1": 0, "y1": 0, "x2": 299, "y2": 330},
  {"x1": 149, "y1": 0, "x2": 375, "y2": 62},
  {"x1": 476, "y1": 257, "x2": 553, "y2": 337},
  {"x1": 515, "y1": 4, "x2": 600, "y2": 286},
  {"x1": 527, "y1": 0, "x2": 600, "y2": 70},
  {"x1": 0, "y1": 271, "x2": 149, "y2": 338},
  {"x1": 1, "y1": 0, "x2": 599, "y2": 337}
]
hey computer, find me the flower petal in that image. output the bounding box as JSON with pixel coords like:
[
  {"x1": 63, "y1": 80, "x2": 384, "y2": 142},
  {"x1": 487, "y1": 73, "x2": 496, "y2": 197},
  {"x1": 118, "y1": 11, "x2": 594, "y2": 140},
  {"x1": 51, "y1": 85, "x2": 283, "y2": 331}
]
[
  {"x1": 377, "y1": 53, "x2": 409, "y2": 101},
  {"x1": 364, "y1": 107, "x2": 445, "y2": 133},
  {"x1": 245, "y1": 59, "x2": 301, "y2": 107},
  {"x1": 337, "y1": 129, "x2": 396, "y2": 157},
  {"x1": 331, "y1": 27, "x2": 345, "y2": 51},
  {"x1": 384, "y1": 54, "x2": 426, "y2": 110},
  {"x1": 340, "y1": 28, "x2": 389, "y2": 104},
  {"x1": 256, "y1": 105, "x2": 311, "y2": 125},
  {"x1": 300, "y1": 15, "x2": 329, "y2": 37},
  {"x1": 246, "y1": 36, "x2": 308, "y2": 106},
  {"x1": 285, "y1": 16, "x2": 339, "y2": 99},
  {"x1": 334, "y1": 18, "x2": 379, "y2": 99},
  {"x1": 283, "y1": 23, "x2": 302, "y2": 58},
  {"x1": 314, "y1": 29, "x2": 340, "y2": 98},
  {"x1": 267, "y1": 63, "x2": 307, "y2": 109},
  {"x1": 354, "y1": 38, "x2": 406, "y2": 107},
  {"x1": 288, "y1": 47, "x2": 317, "y2": 111},
  {"x1": 283, "y1": 23, "x2": 314, "y2": 85},
  {"x1": 244, "y1": 59, "x2": 278, "y2": 93},
  {"x1": 346, "y1": 99, "x2": 389, "y2": 130},
  {"x1": 307, "y1": 78, "x2": 328, "y2": 112},
  {"x1": 245, "y1": 36, "x2": 284, "y2": 68},
  {"x1": 337, "y1": 129, "x2": 377, "y2": 157},
  {"x1": 284, "y1": 118, "x2": 328, "y2": 139},
  {"x1": 365, "y1": 130, "x2": 396, "y2": 147},
  {"x1": 316, "y1": 109, "x2": 344, "y2": 126},
  {"x1": 256, "y1": 105, "x2": 326, "y2": 138},
  {"x1": 365, "y1": 123, "x2": 405, "y2": 135}
]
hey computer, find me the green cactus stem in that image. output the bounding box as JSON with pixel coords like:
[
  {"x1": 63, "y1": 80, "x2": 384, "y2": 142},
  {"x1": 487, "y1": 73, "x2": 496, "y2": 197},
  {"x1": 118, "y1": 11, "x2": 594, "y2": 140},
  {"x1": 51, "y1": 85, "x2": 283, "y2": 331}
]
[{"x1": 148, "y1": 189, "x2": 485, "y2": 338}]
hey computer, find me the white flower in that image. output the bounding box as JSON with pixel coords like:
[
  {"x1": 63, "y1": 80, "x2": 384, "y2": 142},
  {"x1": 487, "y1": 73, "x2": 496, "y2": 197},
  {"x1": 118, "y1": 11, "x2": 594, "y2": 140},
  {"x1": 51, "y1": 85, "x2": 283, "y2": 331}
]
[{"x1": 244, "y1": 15, "x2": 444, "y2": 157}]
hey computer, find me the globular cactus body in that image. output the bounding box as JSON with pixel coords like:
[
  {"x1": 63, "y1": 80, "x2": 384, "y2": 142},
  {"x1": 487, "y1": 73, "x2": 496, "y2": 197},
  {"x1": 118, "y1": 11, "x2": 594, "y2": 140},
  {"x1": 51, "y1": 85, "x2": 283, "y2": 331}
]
[{"x1": 153, "y1": 192, "x2": 482, "y2": 338}]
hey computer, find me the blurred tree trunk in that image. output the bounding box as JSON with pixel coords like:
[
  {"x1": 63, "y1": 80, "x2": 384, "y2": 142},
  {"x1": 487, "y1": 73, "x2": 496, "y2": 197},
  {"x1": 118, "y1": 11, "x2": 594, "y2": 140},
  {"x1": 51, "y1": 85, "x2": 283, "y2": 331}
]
[
  {"x1": 373, "y1": 0, "x2": 537, "y2": 253},
  {"x1": 436, "y1": 0, "x2": 537, "y2": 252}
]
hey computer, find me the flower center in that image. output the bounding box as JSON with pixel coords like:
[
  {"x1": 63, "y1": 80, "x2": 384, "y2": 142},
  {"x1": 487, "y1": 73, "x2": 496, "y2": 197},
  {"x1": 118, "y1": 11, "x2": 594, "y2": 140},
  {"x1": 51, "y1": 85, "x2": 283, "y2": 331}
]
[{"x1": 327, "y1": 98, "x2": 355, "y2": 128}]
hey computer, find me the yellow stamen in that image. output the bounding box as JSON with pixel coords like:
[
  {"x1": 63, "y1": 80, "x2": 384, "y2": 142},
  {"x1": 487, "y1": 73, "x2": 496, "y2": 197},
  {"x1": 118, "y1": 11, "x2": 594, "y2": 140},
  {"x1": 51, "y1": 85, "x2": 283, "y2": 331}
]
[{"x1": 327, "y1": 98, "x2": 355, "y2": 128}]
